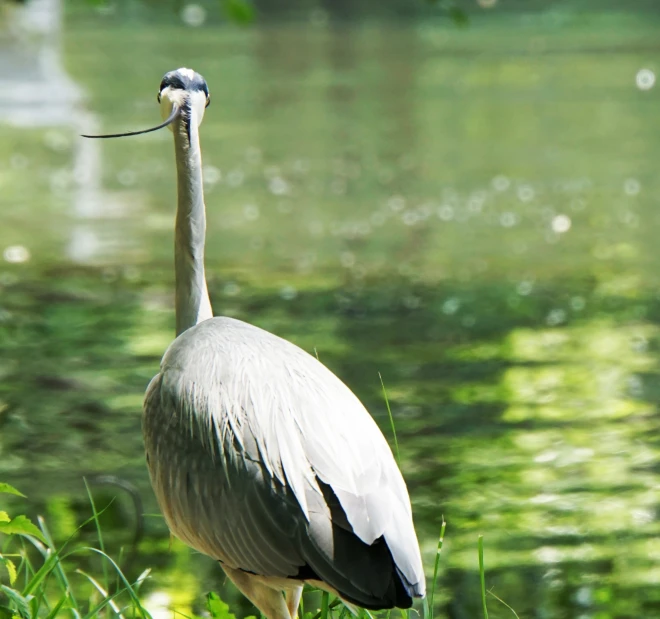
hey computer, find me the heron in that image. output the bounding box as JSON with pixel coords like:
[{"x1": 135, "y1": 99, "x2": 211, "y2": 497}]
[{"x1": 83, "y1": 67, "x2": 425, "y2": 619}]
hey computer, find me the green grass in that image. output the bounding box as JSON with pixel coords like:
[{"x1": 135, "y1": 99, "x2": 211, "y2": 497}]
[
  {"x1": 379, "y1": 372, "x2": 401, "y2": 467},
  {"x1": 478, "y1": 535, "x2": 488, "y2": 619},
  {"x1": 0, "y1": 478, "x2": 518, "y2": 619},
  {"x1": 0, "y1": 481, "x2": 151, "y2": 619},
  {"x1": 428, "y1": 518, "x2": 446, "y2": 619}
]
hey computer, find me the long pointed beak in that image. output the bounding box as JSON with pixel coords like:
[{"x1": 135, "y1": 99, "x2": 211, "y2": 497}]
[{"x1": 81, "y1": 104, "x2": 180, "y2": 139}]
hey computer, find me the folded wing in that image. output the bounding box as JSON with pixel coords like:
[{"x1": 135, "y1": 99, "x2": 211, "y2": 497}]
[{"x1": 143, "y1": 317, "x2": 425, "y2": 609}]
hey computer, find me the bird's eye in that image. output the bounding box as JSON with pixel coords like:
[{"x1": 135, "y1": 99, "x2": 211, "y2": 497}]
[
  {"x1": 205, "y1": 95, "x2": 211, "y2": 108},
  {"x1": 157, "y1": 92, "x2": 161, "y2": 103}
]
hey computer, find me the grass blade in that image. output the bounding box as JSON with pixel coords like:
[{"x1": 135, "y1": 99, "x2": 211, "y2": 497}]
[
  {"x1": 429, "y1": 517, "x2": 446, "y2": 619},
  {"x1": 83, "y1": 478, "x2": 110, "y2": 590},
  {"x1": 310, "y1": 598, "x2": 342, "y2": 619},
  {"x1": 321, "y1": 592, "x2": 330, "y2": 619},
  {"x1": 22, "y1": 496, "x2": 115, "y2": 598},
  {"x1": 84, "y1": 547, "x2": 153, "y2": 619},
  {"x1": 22, "y1": 546, "x2": 65, "y2": 598},
  {"x1": 478, "y1": 535, "x2": 488, "y2": 619},
  {"x1": 83, "y1": 584, "x2": 136, "y2": 619},
  {"x1": 0, "y1": 483, "x2": 26, "y2": 498},
  {"x1": 0, "y1": 585, "x2": 31, "y2": 618},
  {"x1": 76, "y1": 568, "x2": 124, "y2": 618},
  {"x1": 378, "y1": 373, "x2": 400, "y2": 466},
  {"x1": 36, "y1": 516, "x2": 79, "y2": 613},
  {"x1": 487, "y1": 590, "x2": 520, "y2": 619},
  {"x1": 44, "y1": 595, "x2": 68, "y2": 619}
]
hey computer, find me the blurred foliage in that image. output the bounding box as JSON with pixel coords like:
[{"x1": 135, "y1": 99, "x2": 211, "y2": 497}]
[
  {"x1": 221, "y1": 0, "x2": 255, "y2": 24},
  {"x1": 48, "y1": 0, "x2": 474, "y2": 26},
  {"x1": 0, "y1": 481, "x2": 185, "y2": 618},
  {"x1": 57, "y1": 0, "x2": 660, "y2": 27},
  {"x1": 3, "y1": 0, "x2": 660, "y2": 26}
]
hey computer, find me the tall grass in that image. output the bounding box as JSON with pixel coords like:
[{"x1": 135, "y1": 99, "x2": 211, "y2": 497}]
[
  {"x1": 0, "y1": 481, "x2": 152, "y2": 619},
  {"x1": 0, "y1": 489, "x2": 510, "y2": 619},
  {"x1": 478, "y1": 535, "x2": 488, "y2": 619}
]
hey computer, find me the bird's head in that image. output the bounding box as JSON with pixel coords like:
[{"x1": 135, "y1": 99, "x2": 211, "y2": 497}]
[
  {"x1": 158, "y1": 68, "x2": 210, "y2": 132},
  {"x1": 82, "y1": 67, "x2": 210, "y2": 139}
]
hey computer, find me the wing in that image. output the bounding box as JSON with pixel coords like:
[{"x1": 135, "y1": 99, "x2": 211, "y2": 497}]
[
  {"x1": 144, "y1": 371, "x2": 308, "y2": 578},
  {"x1": 143, "y1": 316, "x2": 425, "y2": 608}
]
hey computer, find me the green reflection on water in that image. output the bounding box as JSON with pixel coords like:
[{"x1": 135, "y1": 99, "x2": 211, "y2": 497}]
[{"x1": 1, "y1": 8, "x2": 660, "y2": 618}]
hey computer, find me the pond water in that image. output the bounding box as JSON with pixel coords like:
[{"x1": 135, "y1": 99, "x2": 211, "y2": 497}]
[{"x1": 1, "y1": 5, "x2": 660, "y2": 618}]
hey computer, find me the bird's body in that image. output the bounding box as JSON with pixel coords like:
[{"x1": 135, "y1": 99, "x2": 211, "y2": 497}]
[
  {"x1": 85, "y1": 67, "x2": 425, "y2": 619},
  {"x1": 144, "y1": 316, "x2": 424, "y2": 611}
]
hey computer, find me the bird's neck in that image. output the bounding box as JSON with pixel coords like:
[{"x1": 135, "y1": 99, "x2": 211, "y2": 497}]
[{"x1": 173, "y1": 107, "x2": 213, "y2": 336}]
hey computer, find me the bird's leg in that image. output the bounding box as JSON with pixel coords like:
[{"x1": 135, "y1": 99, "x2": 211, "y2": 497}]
[
  {"x1": 285, "y1": 586, "x2": 303, "y2": 619},
  {"x1": 222, "y1": 566, "x2": 293, "y2": 619}
]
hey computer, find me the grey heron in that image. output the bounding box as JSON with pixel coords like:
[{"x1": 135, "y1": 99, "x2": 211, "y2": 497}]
[{"x1": 83, "y1": 67, "x2": 425, "y2": 619}]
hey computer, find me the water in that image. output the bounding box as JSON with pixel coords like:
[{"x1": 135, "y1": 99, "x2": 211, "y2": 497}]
[{"x1": 1, "y1": 5, "x2": 660, "y2": 617}]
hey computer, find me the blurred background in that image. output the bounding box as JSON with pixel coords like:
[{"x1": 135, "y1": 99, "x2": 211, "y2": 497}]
[{"x1": 1, "y1": 0, "x2": 659, "y2": 616}]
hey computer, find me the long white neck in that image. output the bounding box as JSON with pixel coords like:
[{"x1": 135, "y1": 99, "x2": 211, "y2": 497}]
[{"x1": 173, "y1": 106, "x2": 213, "y2": 336}]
